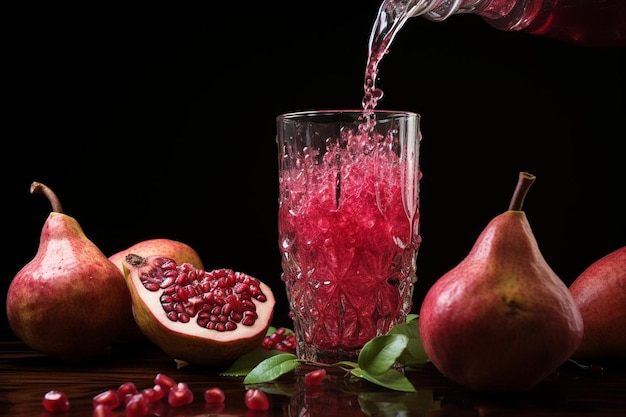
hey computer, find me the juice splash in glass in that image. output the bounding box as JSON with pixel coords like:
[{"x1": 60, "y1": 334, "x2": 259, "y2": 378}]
[{"x1": 276, "y1": 110, "x2": 421, "y2": 363}]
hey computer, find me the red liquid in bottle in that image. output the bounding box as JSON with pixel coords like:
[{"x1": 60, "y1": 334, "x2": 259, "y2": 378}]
[{"x1": 475, "y1": 0, "x2": 626, "y2": 48}]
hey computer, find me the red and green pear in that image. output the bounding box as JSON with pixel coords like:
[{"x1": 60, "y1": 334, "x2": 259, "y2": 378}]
[
  {"x1": 6, "y1": 182, "x2": 131, "y2": 361},
  {"x1": 419, "y1": 172, "x2": 583, "y2": 392}
]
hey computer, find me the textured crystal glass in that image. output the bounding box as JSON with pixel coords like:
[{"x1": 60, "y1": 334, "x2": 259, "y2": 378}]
[{"x1": 276, "y1": 109, "x2": 422, "y2": 363}]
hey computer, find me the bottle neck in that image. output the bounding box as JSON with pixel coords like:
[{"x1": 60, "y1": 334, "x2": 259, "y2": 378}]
[
  {"x1": 396, "y1": 0, "x2": 539, "y2": 28},
  {"x1": 423, "y1": 0, "x2": 485, "y2": 21},
  {"x1": 392, "y1": 0, "x2": 626, "y2": 48},
  {"x1": 423, "y1": 0, "x2": 543, "y2": 32},
  {"x1": 390, "y1": 0, "x2": 486, "y2": 19}
]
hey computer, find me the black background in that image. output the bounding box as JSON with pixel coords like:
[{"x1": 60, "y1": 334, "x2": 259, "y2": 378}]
[{"x1": 4, "y1": 2, "x2": 625, "y2": 335}]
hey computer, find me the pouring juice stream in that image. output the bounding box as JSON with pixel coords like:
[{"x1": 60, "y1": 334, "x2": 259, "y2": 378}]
[{"x1": 364, "y1": 0, "x2": 625, "y2": 112}]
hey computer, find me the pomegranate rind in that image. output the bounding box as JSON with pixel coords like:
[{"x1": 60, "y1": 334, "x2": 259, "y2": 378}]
[
  {"x1": 109, "y1": 238, "x2": 204, "y2": 271},
  {"x1": 122, "y1": 255, "x2": 275, "y2": 366}
]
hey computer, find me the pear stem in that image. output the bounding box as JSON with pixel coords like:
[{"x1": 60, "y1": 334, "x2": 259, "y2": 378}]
[
  {"x1": 30, "y1": 182, "x2": 63, "y2": 213},
  {"x1": 508, "y1": 172, "x2": 536, "y2": 211}
]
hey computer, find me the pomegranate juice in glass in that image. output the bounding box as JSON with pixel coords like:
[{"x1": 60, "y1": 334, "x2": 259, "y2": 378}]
[{"x1": 276, "y1": 110, "x2": 421, "y2": 363}]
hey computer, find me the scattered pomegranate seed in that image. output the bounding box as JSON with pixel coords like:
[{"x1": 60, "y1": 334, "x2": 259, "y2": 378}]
[
  {"x1": 262, "y1": 327, "x2": 297, "y2": 353},
  {"x1": 92, "y1": 389, "x2": 120, "y2": 409},
  {"x1": 124, "y1": 393, "x2": 150, "y2": 417},
  {"x1": 244, "y1": 388, "x2": 270, "y2": 411},
  {"x1": 304, "y1": 368, "x2": 327, "y2": 386},
  {"x1": 154, "y1": 373, "x2": 177, "y2": 390},
  {"x1": 42, "y1": 390, "x2": 70, "y2": 412},
  {"x1": 168, "y1": 382, "x2": 194, "y2": 407},
  {"x1": 151, "y1": 383, "x2": 168, "y2": 400},
  {"x1": 47, "y1": 373, "x2": 285, "y2": 415},
  {"x1": 93, "y1": 403, "x2": 114, "y2": 417},
  {"x1": 117, "y1": 381, "x2": 138, "y2": 403},
  {"x1": 588, "y1": 363, "x2": 604, "y2": 375},
  {"x1": 140, "y1": 386, "x2": 164, "y2": 403},
  {"x1": 204, "y1": 387, "x2": 226, "y2": 404}
]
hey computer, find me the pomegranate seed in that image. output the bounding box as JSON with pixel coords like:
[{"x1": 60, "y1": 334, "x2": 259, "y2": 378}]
[
  {"x1": 151, "y1": 401, "x2": 169, "y2": 416},
  {"x1": 125, "y1": 394, "x2": 150, "y2": 417},
  {"x1": 140, "y1": 386, "x2": 164, "y2": 403},
  {"x1": 92, "y1": 389, "x2": 120, "y2": 409},
  {"x1": 156, "y1": 383, "x2": 170, "y2": 400},
  {"x1": 204, "y1": 387, "x2": 226, "y2": 404},
  {"x1": 93, "y1": 404, "x2": 114, "y2": 417},
  {"x1": 168, "y1": 382, "x2": 194, "y2": 407},
  {"x1": 138, "y1": 259, "x2": 269, "y2": 331},
  {"x1": 244, "y1": 388, "x2": 270, "y2": 411},
  {"x1": 304, "y1": 368, "x2": 326, "y2": 386},
  {"x1": 117, "y1": 381, "x2": 138, "y2": 403},
  {"x1": 154, "y1": 373, "x2": 177, "y2": 390},
  {"x1": 588, "y1": 363, "x2": 604, "y2": 374},
  {"x1": 42, "y1": 390, "x2": 70, "y2": 412},
  {"x1": 262, "y1": 327, "x2": 297, "y2": 353}
]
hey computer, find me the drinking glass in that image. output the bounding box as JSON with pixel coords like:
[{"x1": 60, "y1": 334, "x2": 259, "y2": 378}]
[{"x1": 276, "y1": 109, "x2": 422, "y2": 363}]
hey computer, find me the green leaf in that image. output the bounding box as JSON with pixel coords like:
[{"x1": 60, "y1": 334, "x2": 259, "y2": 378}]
[
  {"x1": 335, "y1": 360, "x2": 359, "y2": 370},
  {"x1": 219, "y1": 347, "x2": 280, "y2": 377},
  {"x1": 351, "y1": 367, "x2": 417, "y2": 392},
  {"x1": 387, "y1": 319, "x2": 429, "y2": 367},
  {"x1": 243, "y1": 353, "x2": 300, "y2": 384},
  {"x1": 244, "y1": 381, "x2": 300, "y2": 397},
  {"x1": 358, "y1": 334, "x2": 408, "y2": 374}
]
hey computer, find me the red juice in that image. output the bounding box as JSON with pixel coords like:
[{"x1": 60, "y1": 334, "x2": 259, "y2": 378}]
[{"x1": 277, "y1": 111, "x2": 421, "y2": 363}]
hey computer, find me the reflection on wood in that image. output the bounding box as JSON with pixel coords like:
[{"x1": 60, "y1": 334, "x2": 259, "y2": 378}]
[{"x1": 1, "y1": 337, "x2": 625, "y2": 416}]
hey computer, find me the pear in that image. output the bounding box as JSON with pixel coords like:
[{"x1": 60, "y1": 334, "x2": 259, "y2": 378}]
[
  {"x1": 569, "y1": 246, "x2": 626, "y2": 359},
  {"x1": 108, "y1": 238, "x2": 204, "y2": 343},
  {"x1": 419, "y1": 172, "x2": 584, "y2": 392},
  {"x1": 6, "y1": 182, "x2": 131, "y2": 361}
]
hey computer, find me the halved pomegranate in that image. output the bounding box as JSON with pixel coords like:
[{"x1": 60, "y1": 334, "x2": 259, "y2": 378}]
[{"x1": 122, "y1": 254, "x2": 275, "y2": 366}]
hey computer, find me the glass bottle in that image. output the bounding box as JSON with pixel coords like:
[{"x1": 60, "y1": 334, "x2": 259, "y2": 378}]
[{"x1": 379, "y1": 0, "x2": 626, "y2": 48}]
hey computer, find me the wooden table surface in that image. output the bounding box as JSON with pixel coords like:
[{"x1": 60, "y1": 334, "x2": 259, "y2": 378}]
[{"x1": 1, "y1": 330, "x2": 625, "y2": 417}]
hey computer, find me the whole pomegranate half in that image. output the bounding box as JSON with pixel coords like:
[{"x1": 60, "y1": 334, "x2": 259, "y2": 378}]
[
  {"x1": 122, "y1": 254, "x2": 275, "y2": 366},
  {"x1": 108, "y1": 238, "x2": 205, "y2": 343}
]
